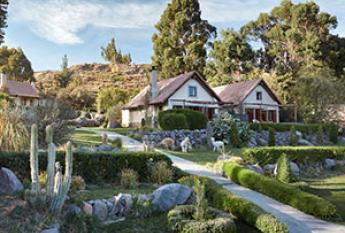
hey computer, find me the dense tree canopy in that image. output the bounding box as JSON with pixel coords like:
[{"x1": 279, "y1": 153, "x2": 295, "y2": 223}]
[
  {"x1": 206, "y1": 29, "x2": 255, "y2": 86},
  {"x1": 0, "y1": 0, "x2": 8, "y2": 45},
  {"x1": 0, "y1": 46, "x2": 34, "y2": 82},
  {"x1": 152, "y1": 0, "x2": 216, "y2": 79}
]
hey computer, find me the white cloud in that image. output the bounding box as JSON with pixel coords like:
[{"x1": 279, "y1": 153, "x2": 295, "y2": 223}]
[
  {"x1": 9, "y1": 0, "x2": 345, "y2": 45},
  {"x1": 10, "y1": 0, "x2": 166, "y2": 44}
]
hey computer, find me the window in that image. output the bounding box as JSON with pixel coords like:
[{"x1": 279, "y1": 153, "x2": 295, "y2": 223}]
[
  {"x1": 256, "y1": 91, "x2": 262, "y2": 101},
  {"x1": 188, "y1": 86, "x2": 197, "y2": 97}
]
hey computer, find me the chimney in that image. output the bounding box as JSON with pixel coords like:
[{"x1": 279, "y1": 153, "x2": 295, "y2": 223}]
[
  {"x1": 150, "y1": 67, "x2": 158, "y2": 99},
  {"x1": 0, "y1": 73, "x2": 7, "y2": 89}
]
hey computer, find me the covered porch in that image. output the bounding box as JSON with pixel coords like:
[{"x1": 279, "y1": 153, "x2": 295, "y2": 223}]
[{"x1": 168, "y1": 99, "x2": 220, "y2": 120}]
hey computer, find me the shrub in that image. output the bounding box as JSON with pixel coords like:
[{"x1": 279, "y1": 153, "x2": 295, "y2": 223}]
[
  {"x1": 120, "y1": 169, "x2": 138, "y2": 189},
  {"x1": 268, "y1": 128, "x2": 276, "y2": 146},
  {"x1": 0, "y1": 151, "x2": 172, "y2": 183},
  {"x1": 276, "y1": 154, "x2": 294, "y2": 183},
  {"x1": 316, "y1": 125, "x2": 324, "y2": 145},
  {"x1": 112, "y1": 138, "x2": 122, "y2": 148},
  {"x1": 159, "y1": 113, "x2": 188, "y2": 130},
  {"x1": 158, "y1": 109, "x2": 207, "y2": 130},
  {"x1": 223, "y1": 162, "x2": 337, "y2": 220},
  {"x1": 71, "y1": 176, "x2": 86, "y2": 191},
  {"x1": 0, "y1": 103, "x2": 29, "y2": 152},
  {"x1": 241, "y1": 146, "x2": 345, "y2": 166},
  {"x1": 179, "y1": 176, "x2": 288, "y2": 233},
  {"x1": 289, "y1": 126, "x2": 298, "y2": 146},
  {"x1": 168, "y1": 205, "x2": 236, "y2": 233},
  {"x1": 148, "y1": 160, "x2": 173, "y2": 184},
  {"x1": 212, "y1": 112, "x2": 252, "y2": 146}
]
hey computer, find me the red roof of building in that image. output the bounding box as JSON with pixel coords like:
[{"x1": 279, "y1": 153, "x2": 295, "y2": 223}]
[
  {"x1": 123, "y1": 71, "x2": 221, "y2": 109},
  {"x1": 213, "y1": 79, "x2": 281, "y2": 105},
  {"x1": 5, "y1": 80, "x2": 39, "y2": 98}
]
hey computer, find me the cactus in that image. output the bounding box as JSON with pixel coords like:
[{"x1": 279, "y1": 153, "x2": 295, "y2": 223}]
[
  {"x1": 51, "y1": 142, "x2": 73, "y2": 213},
  {"x1": 26, "y1": 124, "x2": 73, "y2": 214},
  {"x1": 30, "y1": 124, "x2": 40, "y2": 194}
]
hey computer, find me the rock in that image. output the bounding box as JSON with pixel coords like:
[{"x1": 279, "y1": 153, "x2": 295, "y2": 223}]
[
  {"x1": 91, "y1": 200, "x2": 108, "y2": 221},
  {"x1": 107, "y1": 121, "x2": 120, "y2": 129},
  {"x1": 152, "y1": 183, "x2": 193, "y2": 212},
  {"x1": 82, "y1": 202, "x2": 93, "y2": 216},
  {"x1": 0, "y1": 167, "x2": 24, "y2": 194},
  {"x1": 246, "y1": 164, "x2": 264, "y2": 175},
  {"x1": 98, "y1": 144, "x2": 113, "y2": 152},
  {"x1": 41, "y1": 224, "x2": 60, "y2": 233},
  {"x1": 296, "y1": 131, "x2": 303, "y2": 138},
  {"x1": 297, "y1": 139, "x2": 314, "y2": 146},
  {"x1": 264, "y1": 164, "x2": 276, "y2": 174},
  {"x1": 324, "y1": 159, "x2": 336, "y2": 170},
  {"x1": 290, "y1": 162, "x2": 300, "y2": 176},
  {"x1": 72, "y1": 116, "x2": 100, "y2": 127},
  {"x1": 113, "y1": 193, "x2": 133, "y2": 216},
  {"x1": 65, "y1": 204, "x2": 81, "y2": 215},
  {"x1": 336, "y1": 160, "x2": 345, "y2": 166}
]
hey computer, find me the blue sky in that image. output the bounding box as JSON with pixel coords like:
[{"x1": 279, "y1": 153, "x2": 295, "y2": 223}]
[{"x1": 4, "y1": 0, "x2": 345, "y2": 71}]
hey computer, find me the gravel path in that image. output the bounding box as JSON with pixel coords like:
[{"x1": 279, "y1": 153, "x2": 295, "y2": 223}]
[{"x1": 91, "y1": 129, "x2": 345, "y2": 233}]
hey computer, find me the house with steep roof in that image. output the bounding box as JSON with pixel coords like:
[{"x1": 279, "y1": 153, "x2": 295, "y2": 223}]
[
  {"x1": 122, "y1": 70, "x2": 281, "y2": 127},
  {"x1": 0, "y1": 73, "x2": 40, "y2": 106},
  {"x1": 214, "y1": 79, "x2": 281, "y2": 123}
]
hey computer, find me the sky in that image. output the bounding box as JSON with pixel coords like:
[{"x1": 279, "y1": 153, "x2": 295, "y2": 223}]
[{"x1": 4, "y1": 0, "x2": 345, "y2": 71}]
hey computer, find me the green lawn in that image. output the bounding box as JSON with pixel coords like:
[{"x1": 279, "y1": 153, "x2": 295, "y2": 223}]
[
  {"x1": 70, "y1": 129, "x2": 120, "y2": 148},
  {"x1": 304, "y1": 174, "x2": 345, "y2": 223},
  {"x1": 165, "y1": 147, "x2": 242, "y2": 165}
]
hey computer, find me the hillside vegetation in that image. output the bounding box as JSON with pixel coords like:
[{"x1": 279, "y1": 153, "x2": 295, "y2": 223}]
[{"x1": 34, "y1": 63, "x2": 150, "y2": 109}]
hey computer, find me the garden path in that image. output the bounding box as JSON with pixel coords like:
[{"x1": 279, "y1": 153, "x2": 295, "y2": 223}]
[{"x1": 91, "y1": 129, "x2": 345, "y2": 233}]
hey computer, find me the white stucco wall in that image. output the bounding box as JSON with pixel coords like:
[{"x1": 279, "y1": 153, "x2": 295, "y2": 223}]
[
  {"x1": 242, "y1": 84, "x2": 280, "y2": 122},
  {"x1": 168, "y1": 78, "x2": 219, "y2": 108}
]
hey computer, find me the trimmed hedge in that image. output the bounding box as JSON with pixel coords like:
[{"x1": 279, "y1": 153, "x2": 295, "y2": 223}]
[
  {"x1": 242, "y1": 146, "x2": 345, "y2": 166},
  {"x1": 223, "y1": 162, "x2": 338, "y2": 220},
  {"x1": 159, "y1": 113, "x2": 189, "y2": 130},
  {"x1": 0, "y1": 151, "x2": 172, "y2": 183},
  {"x1": 158, "y1": 109, "x2": 207, "y2": 130},
  {"x1": 250, "y1": 122, "x2": 337, "y2": 135},
  {"x1": 179, "y1": 176, "x2": 288, "y2": 233}
]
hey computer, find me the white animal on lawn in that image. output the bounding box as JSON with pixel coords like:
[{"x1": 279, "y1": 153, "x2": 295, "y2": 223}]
[
  {"x1": 180, "y1": 137, "x2": 192, "y2": 153},
  {"x1": 211, "y1": 137, "x2": 225, "y2": 153}
]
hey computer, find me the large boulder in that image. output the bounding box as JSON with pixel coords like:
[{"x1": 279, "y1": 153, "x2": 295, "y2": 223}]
[
  {"x1": 98, "y1": 144, "x2": 113, "y2": 152},
  {"x1": 152, "y1": 183, "x2": 193, "y2": 212},
  {"x1": 91, "y1": 200, "x2": 108, "y2": 221},
  {"x1": 290, "y1": 162, "x2": 300, "y2": 176},
  {"x1": 0, "y1": 167, "x2": 24, "y2": 194},
  {"x1": 263, "y1": 164, "x2": 276, "y2": 174},
  {"x1": 72, "y1": 116, "x2": 100, "y2": 127}
]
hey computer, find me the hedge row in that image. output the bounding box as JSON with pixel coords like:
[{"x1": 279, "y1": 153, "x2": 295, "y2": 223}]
[
  {"x1": 223, "y1": 162, "x2": 338, "y2": 220},
  {"x1": 179, "y1": 176, "x2": 288, "y2": 233},
  {"x1": 250, "y1": 122, "x2": 337, "y2": 134},
  {"x1": 0, "y1": 151, "x2": 172, "y2": 183},
  {"x1": 242, "y1": 146, "x2": 345, "y2": 165},
  {"x1": 158, "y1": 109, "x2": 207, "y2": 130}
]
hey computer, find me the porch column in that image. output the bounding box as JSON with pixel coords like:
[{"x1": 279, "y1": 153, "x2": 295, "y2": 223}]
[{"x1": 253, "y1": 109, "x2": 256, "y2": 121}]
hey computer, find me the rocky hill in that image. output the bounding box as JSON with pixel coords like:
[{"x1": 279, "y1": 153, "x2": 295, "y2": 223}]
[{"x1": 34, "y1": 63, "x2": 150, "y2": 109}]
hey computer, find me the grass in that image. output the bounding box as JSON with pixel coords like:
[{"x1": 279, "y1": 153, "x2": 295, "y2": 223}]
[
  {"x1": 70, "y1": 129, "x2": 121, "y2": 148},
  {"x1": 303, "y1": 174, "x2": 345, "y2": 223},
  {"x1": 165, "y1": 146, "x2": 242, "y2": 165}
]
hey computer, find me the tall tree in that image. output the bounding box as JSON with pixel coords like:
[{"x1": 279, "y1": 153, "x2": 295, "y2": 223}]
[
  {"x1": 241, "y1": 0, "x2": 337, "y2": 103},
  {"x1": 206, "y1": 29, "x2": 255, "y2": 86},
  {"x1": 101, "y1": 38, "x2": 118, "y2": 65},
  {"x1": 152, "y1": 0, "x2": 216, "y2": 79},
  {"x1": 0, "y1": 0, "x2": 8, "y2": 45},
  {"x1": 57, "y1": 54, "x2": 72, "y2": 87},
  {"x1": 0, "y1": 46, "x2": 34, "y2": 82}
]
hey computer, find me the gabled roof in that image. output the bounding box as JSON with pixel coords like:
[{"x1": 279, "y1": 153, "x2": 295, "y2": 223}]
[
  {"x1": 4, "y1": 80, "x2": 39, "y2": 98},
  {"x1": 123, "y1": 71, "x2": 221, "y2": 110},
  {"x1": 213, "y1": 79, "x2": 281, "y2": 105}
]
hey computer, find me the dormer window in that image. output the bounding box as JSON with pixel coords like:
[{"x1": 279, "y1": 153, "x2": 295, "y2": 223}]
[
  {"x1": 189, "y1": 86, "x2": 197, "y2": 97},
  {"x1": 256, "y1": 91, "x2": 262, "y2": 101}
]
